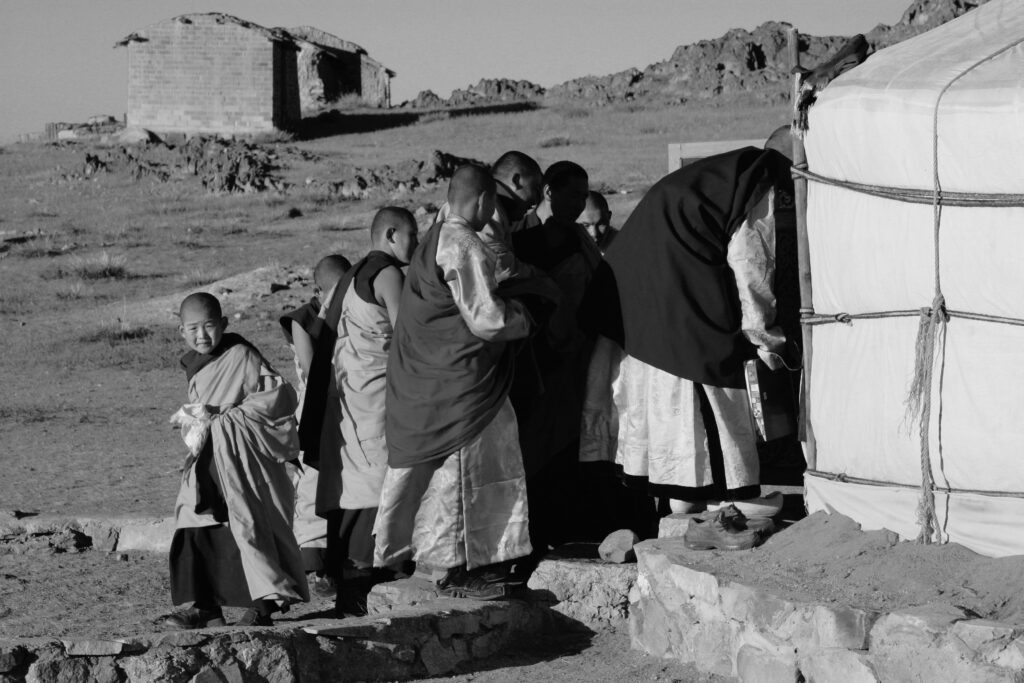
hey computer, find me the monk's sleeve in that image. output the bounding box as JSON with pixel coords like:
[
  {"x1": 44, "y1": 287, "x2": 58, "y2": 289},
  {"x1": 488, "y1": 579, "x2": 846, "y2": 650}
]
[
  {"x1": 213, "y1": 352, "x2": 300, "y2": 464},
  {"x1": 438, "y1": 227, "x2": 533, "y2": 342},
  {"x1": 727, "y1": 189, "x2": 786, "y2": 356}
]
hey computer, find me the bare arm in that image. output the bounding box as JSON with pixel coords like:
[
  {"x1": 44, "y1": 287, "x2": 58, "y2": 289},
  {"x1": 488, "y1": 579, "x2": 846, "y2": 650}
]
[
  {"x1": 291, "y1": 321, "x2": 315, "y2": 380},
  {"x1": 373, "y1": 265, "x2": 404, "y2": 328}
]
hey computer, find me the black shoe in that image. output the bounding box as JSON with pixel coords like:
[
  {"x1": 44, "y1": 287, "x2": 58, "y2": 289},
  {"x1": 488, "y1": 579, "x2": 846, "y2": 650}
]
[{"x1": 156, "y1": 606, "x2": 226, "y2": 630}]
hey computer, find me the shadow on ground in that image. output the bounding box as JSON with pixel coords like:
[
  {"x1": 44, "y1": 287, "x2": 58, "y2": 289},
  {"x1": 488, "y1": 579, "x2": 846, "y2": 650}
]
[{"x1": 295, "y1": 102, "x2": 541, "y2": 139}]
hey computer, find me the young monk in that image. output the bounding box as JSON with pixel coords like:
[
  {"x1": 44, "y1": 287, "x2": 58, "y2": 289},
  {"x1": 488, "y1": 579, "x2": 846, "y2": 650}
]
[
  {"x1": 161, "y1": 292, "x2": 308, "y2": 629},
  {"x1": 577, "y1": 190, "x2": 617, "y2": 253},
  {"x1": 374, "y1": 165, "x2": 556, "y2": 599},
  {"x1": 435, "y1": 151, "x2": 543, "y2": 282},
  {"x1": 511, "y1": 161, "x2": 603, "y2": 555},
  {"x1": 312, "y1": 207, "x2": 418, "y2": 615},
  {"x1": 278, "y1": 254, "x2": 351, "y2": 595}
]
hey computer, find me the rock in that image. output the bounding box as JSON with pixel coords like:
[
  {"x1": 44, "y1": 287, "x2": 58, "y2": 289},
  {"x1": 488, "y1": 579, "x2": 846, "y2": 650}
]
[
  {"x1": 658, "y1": 512, "x2": 703, "y2": 538},
  {"x1": 62, "y1": 639, "x2": 140, "y2": 656},
  {"x1": 115, "y1": 518, "x2": 175, "y2": 552},
  {"x1": 117, "y1": 127, "x2": 161, "y2": 145},
  {"x1": 598, "y1": 529, "x2": 639, "y2": 563},
  {"x1": 367, "y1": 577, "x2": 440, "y2": 614},
  {"x1": 528, "y1": 557, "x2": 635, "y2": 630},
  {"x1": 25, "y1": 654, "x2": 91, "y2": 683},
  {"x1": 800, "y1": 648, "x2": 880, "y2": 683},
  {"x1": 269, "y1": 283, "x2": 289, "y2": 293},
  {"x1": 736, "y1": 644, "x2": 799, "y2": 683},
  {"x1": 419, "y1": 635, "x2": 460, "y2": 676}
]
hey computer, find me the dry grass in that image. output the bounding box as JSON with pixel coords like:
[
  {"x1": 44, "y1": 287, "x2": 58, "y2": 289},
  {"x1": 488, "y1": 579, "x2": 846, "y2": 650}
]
[
  {"x1": 180, "y1": 266, "x2": 225, "y2": 287},
  {"x1": 538, "y1": 135, "x2": 574, "y2": 148},
  {"x1": 67, "y1": 251, "x2": 129, "y2": 280}
]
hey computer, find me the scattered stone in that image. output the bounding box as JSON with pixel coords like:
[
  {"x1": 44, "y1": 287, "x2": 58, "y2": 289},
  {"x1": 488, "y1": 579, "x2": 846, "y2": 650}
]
[
  {"x1": 287, "y1": 207, "x2": 302, "y2": 219},
  {"x1": 598, "y1": 529, "x2": 639, "y2": 563},
  {"x1": 269, "y1": 283, "x2": 290, "y2": 293}
]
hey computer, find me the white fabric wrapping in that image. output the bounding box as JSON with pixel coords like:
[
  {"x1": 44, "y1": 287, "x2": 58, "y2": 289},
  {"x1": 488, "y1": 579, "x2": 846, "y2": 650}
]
[{"x1": 803, "y1": 0, "x2": 1024, "y2": 556}]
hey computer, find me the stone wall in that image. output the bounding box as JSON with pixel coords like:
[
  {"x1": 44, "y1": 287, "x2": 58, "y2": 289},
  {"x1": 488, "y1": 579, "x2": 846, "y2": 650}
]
[
  {"x1": 630, "y1": 539, "x2": 1024, "y2": 682},
  {"x1": 124, "y1": 15, "x2": 298, "y2": 135}
]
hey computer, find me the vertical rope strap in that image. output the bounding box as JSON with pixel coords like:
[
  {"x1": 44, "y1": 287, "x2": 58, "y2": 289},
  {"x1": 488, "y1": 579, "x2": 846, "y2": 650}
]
[{"x1": 904, "y1": 36, "x2": 1024, "y2": 544}]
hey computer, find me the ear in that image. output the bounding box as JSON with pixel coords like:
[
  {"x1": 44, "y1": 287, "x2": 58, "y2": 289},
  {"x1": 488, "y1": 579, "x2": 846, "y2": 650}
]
[
  {"x1": 386, "y1": 227, "x2": 396, "y2": 243},
  {"x1": 511, "y1": 171, "x2": 522, "y2": 190},
  {"x1": 220, "y1": 316, "x2": 229, "y2": 331},
  {"x1": 544, "y1": 184, "x2": 554, "y2": 201}
]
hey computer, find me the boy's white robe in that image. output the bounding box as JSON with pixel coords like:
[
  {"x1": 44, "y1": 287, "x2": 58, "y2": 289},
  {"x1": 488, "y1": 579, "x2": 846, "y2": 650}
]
[{"x1": 174, "y1": 342, "x2": 309, "y2": 605}]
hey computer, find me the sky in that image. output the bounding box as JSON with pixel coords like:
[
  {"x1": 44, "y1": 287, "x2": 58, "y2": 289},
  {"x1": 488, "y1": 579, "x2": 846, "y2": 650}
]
[{"x1": 0, "y1": 1, "x2": 906, "y2": 142}]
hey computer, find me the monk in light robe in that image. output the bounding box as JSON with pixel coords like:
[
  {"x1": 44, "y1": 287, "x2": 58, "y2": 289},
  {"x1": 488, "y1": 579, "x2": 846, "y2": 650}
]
[
  {"x1": 435, "y1": 151, "x2": 543, "y2": 282},
  {"x1": 580, "y1": 131, "x2": 796, "y2": 517},
  {"x1": 278, "y1": 254, "x2": 350, "y2": 595},
  {"x1": 313, "y1": 208, "x2": 418, "y2": 615},
  {"x1": 161, "y1": 293, "x2": 308, "y2": 629},
  {"x1": 375, "y1": 165, "x2": 556, "y2": 599}
]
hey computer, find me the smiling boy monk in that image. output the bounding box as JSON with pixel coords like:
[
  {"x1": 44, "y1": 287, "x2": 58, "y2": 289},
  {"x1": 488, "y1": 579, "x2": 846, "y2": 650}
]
[{"x1": 160, "y1": 292, "x2": 308, "y2": 629}]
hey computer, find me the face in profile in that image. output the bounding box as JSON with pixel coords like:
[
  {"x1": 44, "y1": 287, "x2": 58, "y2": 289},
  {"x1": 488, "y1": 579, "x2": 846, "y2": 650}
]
[
  {"x1": 518, "y1": 172, "x2": 543, "y2": 209},
  {"x1": 179, "y1": 310, "x2": 227, "y2": 354}
]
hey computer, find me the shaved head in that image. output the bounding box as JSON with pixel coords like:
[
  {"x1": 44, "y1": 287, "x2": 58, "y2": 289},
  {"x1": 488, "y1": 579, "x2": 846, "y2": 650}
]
[
  {"x1": 313, "y1": 254, "x2": 352, "y2": 291},
  {"x1": 448, "y1": 164, "x2": 496, "y2": 206},
  {"x1": 371, "y1": 206, "x2": 416, "y2": 246},
  {"x1": 584, "y1": 190, "x2": 609, "y2": 217},
  {"x1": 543, "y1": 160, "x2": 588, "y2": 191},
  {"x1": 492, "y1": 151, "x2": 541, "y2": 183},
  {"x1": 179, "y1": 292, "x2": 221, "y2": 320},
  {"x1": 765, "y1": 125, "x2": 795, "y2": 161},
  {"x1": 447, "y1": 164, "x2": 497, "y2": 229}
]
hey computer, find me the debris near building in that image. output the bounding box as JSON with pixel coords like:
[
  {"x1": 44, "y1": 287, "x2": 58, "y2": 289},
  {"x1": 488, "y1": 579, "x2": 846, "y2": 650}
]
[{"x1": 44, "y1": 117, "x2": 125, "y2": 142}]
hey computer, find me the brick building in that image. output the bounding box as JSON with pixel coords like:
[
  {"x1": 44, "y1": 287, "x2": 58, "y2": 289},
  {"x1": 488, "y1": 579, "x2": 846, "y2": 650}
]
[{"x1": 115, "y1": 14, "x2": 395, "y2": 135}]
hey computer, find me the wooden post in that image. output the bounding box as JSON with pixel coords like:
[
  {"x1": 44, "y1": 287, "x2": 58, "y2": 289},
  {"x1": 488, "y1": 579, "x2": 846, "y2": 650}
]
[{"x1": 787, "y1": 26, "x2": 817, "y2": 470}]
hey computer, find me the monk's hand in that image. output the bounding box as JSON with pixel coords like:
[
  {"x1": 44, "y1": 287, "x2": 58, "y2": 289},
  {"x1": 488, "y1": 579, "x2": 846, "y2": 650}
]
[{"x1": 757, "y1": 347, "x2": 787, "y2": 371}]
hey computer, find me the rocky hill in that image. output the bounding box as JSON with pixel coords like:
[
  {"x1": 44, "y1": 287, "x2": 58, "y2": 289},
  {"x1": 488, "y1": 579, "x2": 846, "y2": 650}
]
[{"x1": 402, "y1": 0, "x2": 988, "y2": 109}]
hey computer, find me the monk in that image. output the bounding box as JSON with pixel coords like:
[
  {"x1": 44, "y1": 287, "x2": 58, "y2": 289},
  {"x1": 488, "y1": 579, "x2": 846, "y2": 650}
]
[
  {"x1": 161, "y1": 292, "x2": 307, "y2": 629},
  {"x1": 511, "y1": 161, "x2": 602, "y2": 553},
  {"x1": 278, "y1": 254, "x2": 350, "y2": 596},
  {"x1": 577, "y1": 190, "x2": 617, "y2": 252},
  {"x1": 374, "y1": 165, "x2": 555, "y2": 599},
  {"x1": 435, "y1": 151, "x2": 543, "y2": 282},
  {"x1": 313, "y1": 208, "x2": 418, "y2": 615},
  {"x1": 580, "y1": 130, "x2": 796, "y2": 524}
]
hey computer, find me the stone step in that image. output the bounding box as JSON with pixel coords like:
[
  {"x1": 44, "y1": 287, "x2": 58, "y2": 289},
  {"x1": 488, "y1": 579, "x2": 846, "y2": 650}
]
[{"x1": 630, "y1": 537, "x2": 1024, "y2": 682}]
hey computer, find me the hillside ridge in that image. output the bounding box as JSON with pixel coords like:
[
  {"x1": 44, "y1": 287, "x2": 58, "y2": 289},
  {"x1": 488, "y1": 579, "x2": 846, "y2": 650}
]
[{"x1": 401, "y1": 0, "x2": 988, "y2": 109}]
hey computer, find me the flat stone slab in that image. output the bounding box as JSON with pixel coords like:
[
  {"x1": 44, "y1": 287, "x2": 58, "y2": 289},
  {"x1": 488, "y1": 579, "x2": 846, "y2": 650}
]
[
  {"x1": 0, "y1": 515, "x2": 176, "y2": 553},
  {"x1": 630, "y1": 538, "x2": 1024, "y2": 682}
]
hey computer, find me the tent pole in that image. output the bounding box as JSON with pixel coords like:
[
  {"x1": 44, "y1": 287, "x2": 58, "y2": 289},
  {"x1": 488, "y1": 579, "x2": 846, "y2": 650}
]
[{"x1": 787, "y1": 26, "x2": 817, "y2": 471}]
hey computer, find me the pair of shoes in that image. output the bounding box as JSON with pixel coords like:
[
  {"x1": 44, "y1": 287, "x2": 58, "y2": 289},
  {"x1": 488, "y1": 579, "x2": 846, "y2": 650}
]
[
  {"x1": 437, "y1": 566, "x2": 508, "y2": 600},
  {"x1": 683, "y1": 507, "x2": 769, "y2": 551},
  {"x1": 155, "y1": 606, "x2": 226, "y2": 630},
  {"x1": 236, "y1": 609, "x2": 273, "y2": 627},
  {"x1": 707, "y1": 491, "x2": 783, "y2": 518}
]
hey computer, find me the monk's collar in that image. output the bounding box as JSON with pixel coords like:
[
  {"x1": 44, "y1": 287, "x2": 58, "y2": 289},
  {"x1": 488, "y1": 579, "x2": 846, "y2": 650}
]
[{"x1": 444, "y1": 214, "x2": 475, "y2": 230}]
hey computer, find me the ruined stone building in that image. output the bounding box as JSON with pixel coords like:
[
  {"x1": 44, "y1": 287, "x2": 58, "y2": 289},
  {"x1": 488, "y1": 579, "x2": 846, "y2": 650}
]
[
  {"x1": 288, "y1": 26, "x2": 394, "y2": 113},
  {"x1": 115, "y1": 13, "x2": 394, "y2": 135}
]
